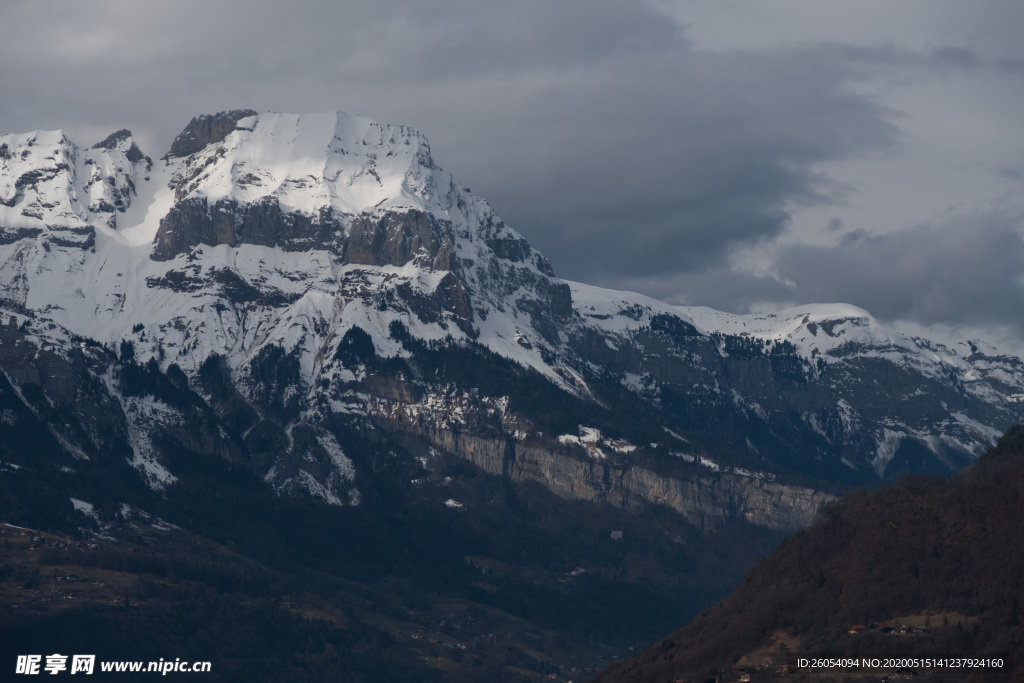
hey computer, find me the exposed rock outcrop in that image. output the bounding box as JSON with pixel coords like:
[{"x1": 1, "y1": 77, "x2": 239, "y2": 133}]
[
  {"x1": 344, "y1": 210, "x2": 446, "y2": 267},
  {"x1": 165, "y1": 109, "x2": 258, "y2": 159},
  {"x1": 395, "y1": 422, "x2": 831, "y2": 532}
]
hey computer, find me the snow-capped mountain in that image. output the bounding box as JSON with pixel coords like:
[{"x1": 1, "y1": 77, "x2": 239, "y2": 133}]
[
  {"x1": 679, "y1": 304, "x2": 1023, "y2": 475},
  {"x1": 0, "y1": 127, "x2": 150, "y2": 247},
  {"x1": 1, "y1": 109, "x2": 1022, "y2": 532}
]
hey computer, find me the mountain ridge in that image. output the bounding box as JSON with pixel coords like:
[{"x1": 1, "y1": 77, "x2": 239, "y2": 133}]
[
  {"x1": 3, "y1": 107, "x2": 1023, "y2": 681},
  {"x1": 1, "y1": 108, "x2": 1022, "y2": 523}
]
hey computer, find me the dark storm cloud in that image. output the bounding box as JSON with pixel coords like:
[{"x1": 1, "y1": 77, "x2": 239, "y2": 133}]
[
  {"x1": 1, "y1": 0, "x2": 1022, "y2": 336},
  {"x1": 626, "y1": 208, "x2": 1024, "y2": 336},
  {"x1": 768, "y1": 209, "x2": 1024, "y2": 328},
  {"x1": 0, "y1": 1, "x2": 897, "y2": 281},
  {"x1": 998, "y1": 167, "x2": 1024, "y2": 182},
  {"x1": 612, "y1": 267, "x2": 799, "y2": 314},
  {"x1": 487, "y1": 44, "x2": 903, "y2": 282},
  {"x1": 0, "y1": 0, "x2": 677, "y2": 143}
]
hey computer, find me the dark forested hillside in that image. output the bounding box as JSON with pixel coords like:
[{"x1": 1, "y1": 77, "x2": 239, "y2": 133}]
[
  {"x1": 594, "y1": 425, "x2": 1024, "y2": 683},
  {"x1": 0, "y1": 438, "x2": 789, "y2": 682}
]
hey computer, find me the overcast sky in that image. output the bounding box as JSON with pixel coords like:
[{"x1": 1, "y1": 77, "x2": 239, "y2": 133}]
[{"x1": 3, "y1": 0, "x2": 1023, "y2": 349}]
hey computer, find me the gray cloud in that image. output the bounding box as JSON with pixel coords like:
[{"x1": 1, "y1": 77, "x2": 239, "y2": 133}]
[
  {"x1": 609, "y1": 267, "x2": 799, "y2": 313},
  {"x1": 0, "y1": 3, "x2": 901, "y2": 279},
  {"x1": 1, "y1": 0, "x2": 1022, "y2": 338},
  {"x1": 767, "y1": 208, "x2": 1024, "y2": 329},
  {"x1": 625, "y1": 208, "x2": 1024, "y2": 337},
  {"x1": 490, "y1": 45, "x2": 903, "y2": 282},
  {"x1": 0, "y1": 1, "x2": 681, "y2": 157}
]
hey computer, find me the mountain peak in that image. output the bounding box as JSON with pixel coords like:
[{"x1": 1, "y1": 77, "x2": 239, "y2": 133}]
[
  {"x1": 165, "y1": 108, "x2": 259, "y2": 159},
  {"x1": 167, "y1": 110, "x2": 437, "y2": 212},
  {"x1": 91, "y1": 128, "x2": 133, "y2": 150},
  {"x1": 0, "y1": 126, "x2": 150, "y2": 243},
  {"x1": 92, "y1": 128, "x2": 150, "y2": 167},
  {"x1": 151, "y1": 110, "x2": 475, "y2": 262}
]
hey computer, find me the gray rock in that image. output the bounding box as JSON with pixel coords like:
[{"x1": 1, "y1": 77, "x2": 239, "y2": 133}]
[{"x1": 164, "y1": 109, "x2": 258, "y2": 159}]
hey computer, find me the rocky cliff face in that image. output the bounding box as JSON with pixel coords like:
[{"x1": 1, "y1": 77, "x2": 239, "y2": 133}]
[
  {"x1": 165, "y1": 109, "x2": 258, "y2": 159},
  {"x1": 376, "y1": 415, "x2": 830, "y2": 531},
  {"x1": 1, "y1": 109, "x2": 1022, "y2": 538}
]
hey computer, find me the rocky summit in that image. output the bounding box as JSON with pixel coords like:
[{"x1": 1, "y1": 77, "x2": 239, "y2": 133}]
[{"x1": 1, "y1": 109, "x2": 1023, "y2": 527}]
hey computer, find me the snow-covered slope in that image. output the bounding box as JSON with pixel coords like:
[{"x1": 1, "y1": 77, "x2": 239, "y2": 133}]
[
  {"x1": 0, "y1": 128, "x2": 150, "y2": 248},
  {"x1": 566, "y1": 284, "x2": 1024, "y2": 477},
  {"x1": 683, "y1": 304, "x2": 882, "y2": 355},
  {"x1": 2, "y1": 111, "x2": 568, "y2": 384},
  {"x1": 682, "y1": 304, "x2": 1024, "y2": 411},
  {"x1": 1, "y1": 109, "x2": 1022, "y2": 513},
  {"x1": 168, "y1": 110, "x2": 453, "y2": 218}
]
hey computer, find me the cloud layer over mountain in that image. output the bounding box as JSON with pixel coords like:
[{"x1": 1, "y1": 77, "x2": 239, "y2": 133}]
[{"x1": 2, "y1": 0, "x2": 1022, "y2": 343}]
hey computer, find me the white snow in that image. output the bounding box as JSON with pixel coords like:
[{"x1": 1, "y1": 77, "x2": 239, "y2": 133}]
[
  {"x1": 680, "y1": 303, "x2": 1024, "y2": 411},
  {"x1": 293, "y1": 469, "x2": 343, "y2": 506},
  {"x1": 872, "y1": 428, "x2": 906, "y2": 477},
  {"x1": 69, "y1": 498, "x2": 97, "y2": 519},
  {"x1": 663, "y1": 427, "x2": 687, "y2": 442},
  {"x1": 316, "y1": 432, "x2": 356, "y2": 482},
  {"x1": 114, "y1": 393, "x2": 179, "y2": 491},
  {"x1": 117, "y1": 160, "x2": 177, "y2": 246},
  {"x1": 680, "y1": 303, "x2": 902, "y2": 367},
  {"x1": 0, "y1": 128, "x2": 149, "y2": 235},
  {"x1": 556, "y1": 426, "x2": 636, "y2": 458},
  {"x1": 569, "y1": 280, "x2": 699, "y2": 337},
  {"x1": 172, "y1": 111, "x2": 460, "y2": 220},
  {"x1": 698, "y1": 456, "x2": 720, "y2": 472}
]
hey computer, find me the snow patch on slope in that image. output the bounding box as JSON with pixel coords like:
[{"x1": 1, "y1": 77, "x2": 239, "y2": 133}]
[{"x1": 120, "y1": 395, "x2": 179, "y2": 490}]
